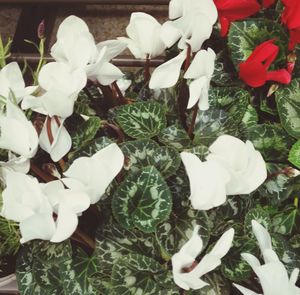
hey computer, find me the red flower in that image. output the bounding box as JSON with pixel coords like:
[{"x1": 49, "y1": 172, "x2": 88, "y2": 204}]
[
  {"x1": 281, "y1": 0, "x2": 300, "y2": 50},
  {"x1": 239, "y1": 40, "x2": 291, "y2": 88},
  {"x1": 214, "y1": 0, "x2": 261, "y2": 37},
  {"x1": 262, "y1": 0, "x2": 276, "y2": 8}
]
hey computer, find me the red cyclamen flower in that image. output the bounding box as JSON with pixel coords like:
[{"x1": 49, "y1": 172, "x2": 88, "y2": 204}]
[
  {"x1": 239, "y1": 40, "x2": 291, "y2": 88},
  {"x1": 262, "y1": 0, "x2": 276, "y2": 8},
  {"x1": 214, "y1": 0, "x2": 261, "y2": 37},
  {"x1": 281, "y1": 0, "x2": 300, "y2": 50}
]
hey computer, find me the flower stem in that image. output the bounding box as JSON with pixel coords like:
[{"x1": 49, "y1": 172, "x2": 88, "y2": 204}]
[
  {"x1": 30, "y1": 162, "x2": 56, "y2": 182},
  {"x1": 112, "y1": 81, "x2": 127, "y2": 105},
  {"x1": 46, "y1": 116, "x2": 54, "y2": 144},
  {"x1": 188, "y1": 105, "x2": 198, "y2": 139},
  {"x1": 144, "y1": 54, "x2": 151, "y2": 83},
  {"x1": 73, "y1": 228, "x2": 95, "y2": 250},
  {"x1": 102, "y1": 121, "x2": 125, "y2": 143},
  {"x1": 184, "y1": 44, "x2": 192, "y2": 72}
]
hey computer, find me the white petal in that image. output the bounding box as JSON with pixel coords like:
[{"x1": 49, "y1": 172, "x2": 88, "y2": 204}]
[
  {"x1": 180, "y1": 225, "x2": 203, "y2": 258},
  {"x1": 97, "y1": 39, "x2": 127, "y2": 61},
  {"x1": 160, "y1": 21, "x2": 182, "y2": 48},
  {"x1": 96, "y1": 62, "x2": 124, "y2": 86},
  {"x1": 20, "y1": 212, "x2": 56, "y2": 243},
  {"x1": 56, "y1": 15, "x2": 90, "y2": 39},
  {"x1": 187, "y1": 76, "x2": 207, "y2": 109},
  {"x1": 169, "y1": 0, "x2": 184, "y2": 19},
  {"x1": 117, "y1": 37, "x2": 145, "y2": 59},
  {"x1": 290, "y1": 268, "x2": 299, "y2": 285},
  {"x1": 50, "y1": 203, "x2": 78, "y2": 243},
  {"x1": 241, "y1": 253, "x2": 261, "y2": 270},
  {"x1": 209, "y1": 228, "x2": 234, "y2": 258},
  {"x1": 59, "y1": 189, "x2": 90, "y2": 214},
  {"x1": 149, "y1": 50, "x2": 186, "y2": 89},
  {"x1": 251, "y1": 220, "x2": 272, "y2": 254},
  {"x1": 233, "y1": 284, "x2": 260, "y2": 295}
]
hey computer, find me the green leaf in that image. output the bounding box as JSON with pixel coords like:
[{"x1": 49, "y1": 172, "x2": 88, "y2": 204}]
[
  {"x1": 244, "y1": 207, "x2": 271, "y2": 236},
  {"x1": 115, "y1": 101, "x2": 167, "y2": 139},
  {"x1": 112, "y1": 166, "x2": 172, "y2": 232},
  {"x1": 75, "y1": 90, "x2": 96, "y2": 116},
  {"x1": 121, "y1": 139, "x2": 181, "y2": 178},
  {"x1": 276, "y1": 79, "x2": 300, "y2": 138},
  {"x1": 194, "y1": 109, "x2": 239, "y2": 146},
  {"x1": 111, "y1": 253, "x2": 177, "y2": 295},
  {"x1": 289, "y1": 139, "x2": 300, "y2": 169},
  {"x1": 247, "y1": 124, "x2": 295, "y2": 162},
  {"x1": 159, "y1": 124, "x2": 192, "y2": 150},
  {"x1": 242, "y1": 105, "x2": 258, "y2": 127},
  {"x1": 0, "y1": 217, "x2": 20, "y2": 258},
  {"x1": 271, "y1": 206, "x2": 298, "y2": 235},
  {"x1": 228, "y1": 19, "x2": 288, "y2": 68},
  {"x1": 71, "y1": 116, "x2": 102, "y2": 150}
]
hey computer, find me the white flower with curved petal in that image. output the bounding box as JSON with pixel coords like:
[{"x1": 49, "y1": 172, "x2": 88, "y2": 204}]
[
  {"x1": 0, "y1": 170, "x2": 55, "y2": 243},
  {"x1": 39, "y1": 117, "x2": 72, "y2": 162},
  {"x1": 184, "y1": 48, "x2": 216, "y2": 110},
  {"x1": 172, "y1": 225, "x2": 234, "y2": 290},
  {"x1": 62, "y1": 143, "x2": 124, "y2": 204},
  {"x1": 51, "y1": 15, "x2": 97, "y2": 69},
  {"x1": 22, "y1": 62, "x2": 87, "y2": 118},
  {"x1": 0, "y1": 62, "x2": 37, "y2": 103},
  {"x1": 180, "y1": 152, "x2": 231, "y2": 210},
  {"x1": 118, "y1": 12, "x2": 166, "y2": 59},
  {"x1": 41, "y1": 180, "x2": 90, "y2": 243},
  {"x1": 0, "y1": 100, "x2": 38, "y2": 173},
  {"x1": 207, "y1": 135, "x2": 267, "y2": 195},
  {"x1": 149, "y1": 50, "x2": 187, "y2": 89},
  {"x1": 161, "y1": 0, "x2": 217, "y2": 52},
  {"x1": 233, "y1": 221, "x2": 300, "y2": 295}
]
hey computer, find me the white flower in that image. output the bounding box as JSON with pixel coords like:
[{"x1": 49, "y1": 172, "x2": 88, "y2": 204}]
[
  {"x1": 116, "y1": 77, "x2": 131, "y2": 95},
  {"x1": 62, "y1": 143, "x2": 124, "y2": 204},
  {"x1": 22, "y1": 62, "x2": 87, "y2": 118},
  {"x1": 0, "y1": 62, "x2": 37, "y2": 103},
  {"x1": 51, "y1": 15, "x2": 125, "y2": 86},
  {"x1": 41, "y1": 180, "x2": 90, "y2": 243},
  {"x1": 160, "y1": 0, "x2": 218, "y2": 52},
  {"x1": 0, "y1": 170, "x2": 90, "y2": 243},
  {"x1": 149, "y1": 50, "x2": 187, "y2": 89},
  {"x1": 233, "y1": 220, "x2": 300, "y2": 295},
  {"x1": 51, "y1": 15, "x2": 97, "y2": 69},
  {"x1": 172, "y1": 225, "x2": 234, "y2": 290},
  {"x1": 180, "y1": 152, "x2": 231, "y2": 210},
  {"x1": 207, "y1": 135, "x2": 267, "y2": 195},
  {"x1": 0, "y1": 100, "x2": 38, "y2": 173},
  {"x1": 118, "y1": 12, "x2": 166, "y2": 59},
  {"x1": 39, "y1": 116, "x2": 72, "y2": 162},
  {"x1": 86, "y1": 40, "x2": 126, "y2": 85},
  {"x1": 184, "y1": 48, "x2": 216, "y2": 110}
]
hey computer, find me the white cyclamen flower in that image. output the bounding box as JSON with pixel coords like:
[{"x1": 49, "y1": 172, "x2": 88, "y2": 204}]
[
  {"x1": 22, "y1": 62, "x2": 87, "y2": 118},
  {"x1": 51, "y1": 15, "x2": 97, "y2": 69},
  {"x1": 234, "y1": 220, "x2": 300, "y2": 295},
  {"x1": 207, "y1": 135, "x2": 267, "y2": 195},
  {"x1": 39, "y1": 116, "x2": 72, "y2": 162},
  {"x1": 0, "y1": 62, "x2": 37, "y2": 103},
  {"x1": 184, "y1": 48, "x2": 216, "y2": 110},
  {"x1": 161, "y1": 0, "x2": 218, "y2": 52},
  {"x1": 0, "y1": 170, "x2": 90, "y2": 243},
  {"x1": 149, "y1": 49, "x2": 187, "y2": 89},
  {"x1": 172, "y1": 225, "x2": 234, "y2": 290},
  {"x1": 0, "y1": 100, "x2": 38, "y2": 173},
  {"x1": 118, "y1": 12, "x2": 166, "y2": 59},
  {"x1": 180, "y1": 152, "x2": 231, "y2": 210},
  {"x1": 62, "y1": 143, "x2": 124, "y2": 204}
]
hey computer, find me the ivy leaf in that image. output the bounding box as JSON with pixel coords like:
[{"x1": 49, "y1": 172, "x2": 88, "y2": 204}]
[
  {"x1": 115, "y1": 101, "x2": 167, "y2": 139},
  {"x1": 289, "y1": 139, "x2": 300, "y2": 169},
  {"x1": 111, "y1": 253, "x2": 178, "y2": 295},
  {"x1": 159, "y1": 124, "x2": 192, "y2": 150},
  {"x1": 228, "y1": 19, "x2": 288, "y2": 69},
  {"x1": 247, "y1": 124, "x2": 295, "y2": 162},
  {"x1": 276, "y1": 79, "x2": 300, "y2": 138},
  {"x1": 71, "y1": 117, "x2": 102, "y2": 151},
  {"x1": 121, "y1": 139, "x2": 181, "y2": 178},
  {"x1": 112, "y1": 166, "x2": 172, "y2": 233}
]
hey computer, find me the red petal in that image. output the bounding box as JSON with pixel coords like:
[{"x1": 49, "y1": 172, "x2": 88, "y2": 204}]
[
  {"x1": 219, "y1": 16, "x2": 230, "y2": 37},
  {"x1": 266, "y1": 69, "x2": 291, "y2": 84},
  {"x1": 239, "y1": 61, "x2": 267, "y2": 87},
  {"x1": 281, "y1": 0, "x2": 300, "y2": 30},
  {"x1": 289, "y1": 29, "x2": 300, "y2": 50},
  {"x1": 246, "y1": 39, "x2": 279, "y2": 69},
  {"x1": 214, "y1": 0, "x2": 260, "y2": 21},
  {"x1": 262, "y1": 0, "x2": 276, "y2": 8}
]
